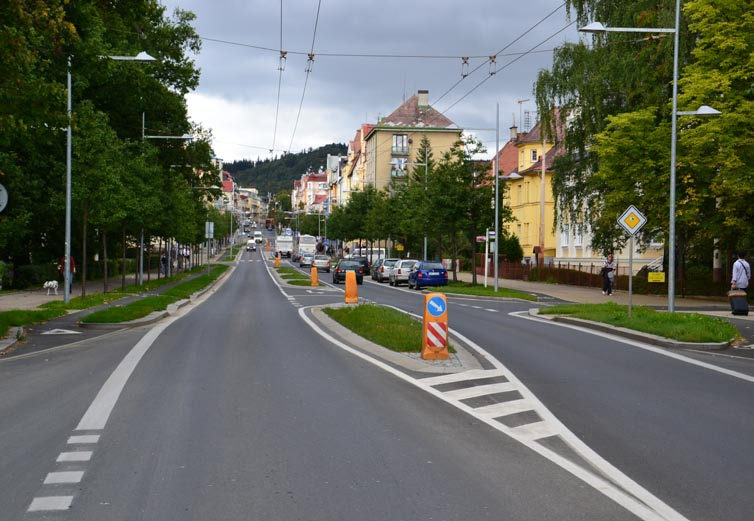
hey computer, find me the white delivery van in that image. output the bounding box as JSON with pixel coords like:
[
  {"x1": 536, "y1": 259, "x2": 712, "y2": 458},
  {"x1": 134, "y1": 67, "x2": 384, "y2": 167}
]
[{"x1": 253, "y1": 230, "x2": 264, "y2": 244}]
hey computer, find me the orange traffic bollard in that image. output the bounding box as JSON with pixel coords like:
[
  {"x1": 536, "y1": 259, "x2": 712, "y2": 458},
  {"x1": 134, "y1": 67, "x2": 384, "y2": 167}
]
[
  {"x1": 421, "y1": 292, "x2": 450, "y2": 360},
  {"x1": 274, "y1": 255, "x2": 280, "y2": 268},
  {"x1": 344, "y1": 271, "x2": 358, "y2": 304},
  {"x1": 311, "y1": 267, "x2": 319, "y2": 286},
  {"x1": 266, "y1": 241, "x2": 270, "y2": 251}
]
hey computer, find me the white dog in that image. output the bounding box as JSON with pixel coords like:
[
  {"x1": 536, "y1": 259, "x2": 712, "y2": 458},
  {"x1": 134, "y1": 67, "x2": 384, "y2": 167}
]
[{"x1": 43, "y1": 280, "x2": 59, "y2": 295}]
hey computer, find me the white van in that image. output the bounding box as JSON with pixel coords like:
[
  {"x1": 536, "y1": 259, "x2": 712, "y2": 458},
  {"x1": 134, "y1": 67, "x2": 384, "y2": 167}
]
[{"x1": 253, "y1": 231, "x2": 263, "y2": 244}]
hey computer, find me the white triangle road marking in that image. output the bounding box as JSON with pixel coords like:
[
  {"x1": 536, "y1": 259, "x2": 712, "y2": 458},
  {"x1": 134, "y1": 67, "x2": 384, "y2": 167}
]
[{"x1": 42, "y1": 329, "x2": 82, "y2": 335}]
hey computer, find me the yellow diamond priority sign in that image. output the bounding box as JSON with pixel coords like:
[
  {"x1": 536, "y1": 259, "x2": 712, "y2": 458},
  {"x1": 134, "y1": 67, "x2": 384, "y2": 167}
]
[{"x1": 618, "y1": 205, "x2": 647, "y2": 236}]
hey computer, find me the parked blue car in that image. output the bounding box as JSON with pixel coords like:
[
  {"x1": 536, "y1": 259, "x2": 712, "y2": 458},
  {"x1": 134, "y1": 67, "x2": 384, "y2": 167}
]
[{"x1": 407, "y1": 261, "x2": 448, "y2": 289}]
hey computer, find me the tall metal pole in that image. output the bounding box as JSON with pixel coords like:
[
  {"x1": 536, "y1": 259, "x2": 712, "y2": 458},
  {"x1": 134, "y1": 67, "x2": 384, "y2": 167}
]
[
  {"x1": 668, "y1": 0, "x2": 681, "y2": 312},
  {"x1": 494, "y1": 103, "x2": 500, "y2": 292},
  {"x1": 64, "y1": 57, "x2": 72, "y2": 303}
]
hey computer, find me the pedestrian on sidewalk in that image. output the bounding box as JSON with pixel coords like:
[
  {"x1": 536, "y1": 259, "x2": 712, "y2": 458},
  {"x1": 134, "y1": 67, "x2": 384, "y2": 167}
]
[
  {"x1": 731, "y1": 251, "x2": 750, "y2": 292},
  {"x1": 58, "y1": 255, "x2": 76, "y2": 293},
  {"x1": 601, "y1": 253, "x2": 616, "y2": 296}
]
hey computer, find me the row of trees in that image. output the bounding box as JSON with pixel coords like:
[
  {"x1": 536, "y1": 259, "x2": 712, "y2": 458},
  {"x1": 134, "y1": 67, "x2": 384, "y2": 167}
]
[
  {"x1": 0, "y1": 1, "x2": 219, "y2": 289},
  {"x1": 289, "y1": 136, "x2": 524, "y2": 283},
  {"x1": 535, "y1": 0, "x2": 753, "y2": 282}
]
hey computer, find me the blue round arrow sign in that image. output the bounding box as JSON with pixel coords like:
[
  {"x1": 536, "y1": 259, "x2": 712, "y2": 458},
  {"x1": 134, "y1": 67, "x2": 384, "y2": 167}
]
[{"x1": 427, "y1": 295, "x2": 447, "y2": 317}]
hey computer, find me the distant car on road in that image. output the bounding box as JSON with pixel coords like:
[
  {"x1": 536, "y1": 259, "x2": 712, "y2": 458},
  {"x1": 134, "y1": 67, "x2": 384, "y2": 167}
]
[
  {"x1": 299, "y1": 252, "x2": 315, "y2": 268},
  {"x1": 332, "y1": 260, "x2": 364, "y2": 285},
  {"x1": 389, "y1": 259, "x2": 417, "y2": 287},
  {"x1": 246, "y1": 240, "x2": 256, "y2": 252},
  {"x1": 312, "y1": 255, "x2": 331, "y2": 273},
  {"x1": 348, "y1": 256, "x2": 370, "y2": 275},
  {"x1": 408, "y1": 260, "x2": 448, "y2": 289}
]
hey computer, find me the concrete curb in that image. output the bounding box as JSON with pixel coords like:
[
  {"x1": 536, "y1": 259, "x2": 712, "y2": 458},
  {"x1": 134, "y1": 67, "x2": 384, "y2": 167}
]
[
  {"x1": 309, "y1": 304, "x2": 485, "y2": 374},
  {"x1": 529, "y1": 308, "x2": 731, "y2": 351},
  {"x1": 0, "y1": 327, "x2": 25, "y2": 355}
]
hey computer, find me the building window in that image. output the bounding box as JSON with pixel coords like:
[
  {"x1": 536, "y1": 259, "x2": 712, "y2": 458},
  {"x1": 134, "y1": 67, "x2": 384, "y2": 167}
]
[
  {"x1": 517, "y1": 224, "x2": 522, "y2": 241},
  {"x1": 574, "y1": 225, "x2": 584, "y2": 247},
  {"x1": 531, "y1": 149, "x2": 538, "y2": 162},
  {"x1": 523, "y1": 223, "x2": 530, "y2": 243},
  {"x1": 390, "y1": 157, "x2": 408, "y2": 177},
  {"x1": 560, "y1": 225, "x2": 569, "y2": 247},
  {"x1": 392, "y1": 134, "x2": 409, "y2": 155}
]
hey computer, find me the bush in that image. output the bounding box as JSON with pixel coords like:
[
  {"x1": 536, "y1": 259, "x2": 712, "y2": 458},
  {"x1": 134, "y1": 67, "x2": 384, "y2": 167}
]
[
  {"x1": 12, "y1": 264, "x2": 59, "y2": 289},
  {"x1": 0, "y1": 261, "x2": 11, "y2": 289}
]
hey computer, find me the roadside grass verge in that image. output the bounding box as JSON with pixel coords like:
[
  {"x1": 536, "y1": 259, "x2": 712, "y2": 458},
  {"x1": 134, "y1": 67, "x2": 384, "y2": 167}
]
[
  {"x1": 439, "y1": 281, "x2": 538, "y2": 301},
  {"x1": 81, "y1": 266, "x2": 228, "y2": 324},
  {"x1": 287, "y1": 279, "x2": 315, "y2": 286},
  {"x1": 323, "y1": 304, "x2": 455, "y2": 353},
  {"x1": 0, "y1": 308, "x2": 68, "y2": 338},
  {"x1": 538, "y1": 302, "x2": 738, "y2": 343},
  {"x1": 80, "y1": 295, "x2": 180, "y2": 323},
  {"x1": 277, "y1": 267, "x2": 309, "y2": 280}
]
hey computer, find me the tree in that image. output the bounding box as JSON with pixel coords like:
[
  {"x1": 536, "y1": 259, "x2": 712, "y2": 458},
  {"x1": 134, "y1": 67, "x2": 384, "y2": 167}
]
[{"x1": 535, "y1": 1, "x2": 689, "y2": 249}]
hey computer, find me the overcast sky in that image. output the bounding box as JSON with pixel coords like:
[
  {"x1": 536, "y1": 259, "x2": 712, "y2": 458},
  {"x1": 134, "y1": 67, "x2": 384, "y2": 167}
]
[{"x1": 158, "y1": 0, "x2": 580, "y2": 163}]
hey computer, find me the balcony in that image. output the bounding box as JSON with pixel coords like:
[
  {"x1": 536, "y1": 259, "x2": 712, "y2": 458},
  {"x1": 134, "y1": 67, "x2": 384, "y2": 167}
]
[{"x1": 391, "y1": 146, "x2": 409, "y2": 156}]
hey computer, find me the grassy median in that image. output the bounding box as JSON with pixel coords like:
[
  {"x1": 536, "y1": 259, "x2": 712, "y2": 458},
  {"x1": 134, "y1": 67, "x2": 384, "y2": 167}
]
[
  {"x1": 538, "y1": 302, "x2": 739, "y2": 343},
  {"x1": 81, "y1": 265, "x2": 228, "y2": 324},
  {"x1": 324, "y1": 304, "x2": 455, "y2": 353}
]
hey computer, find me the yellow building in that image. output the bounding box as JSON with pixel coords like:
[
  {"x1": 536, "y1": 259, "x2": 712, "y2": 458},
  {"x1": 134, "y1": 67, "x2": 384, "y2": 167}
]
[
  {"x1": 363, "y1": 90, "x2": 461, "y2": 192},
  {"x1": 499, "y1": 116, "x2": 663, "y2": 273},
  {"x1": 501, "y1": 120, "x2": 557, "y2": 264}
]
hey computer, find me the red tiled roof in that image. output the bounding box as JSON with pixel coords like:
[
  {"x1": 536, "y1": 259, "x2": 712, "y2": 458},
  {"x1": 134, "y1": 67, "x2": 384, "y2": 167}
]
[
  {"x1": 379, "y1": 95, "x2": 457, "y2": 129},
  {"x1": 222, "y1": 180, "x2": 234, "y2": 192},
  {"x1": 313, "y1": 194, "x2": 328, "y2": 204}
]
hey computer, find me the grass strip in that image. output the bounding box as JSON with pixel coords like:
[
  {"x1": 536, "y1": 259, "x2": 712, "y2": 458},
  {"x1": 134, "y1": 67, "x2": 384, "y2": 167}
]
[
  {"x1": 81, "y1": 266, "x2": 227, "y2": 324},
  {"x1": 438, "y1": 281, "x2": 538, "y2": 301},
  {"x1": 538, "y1": 302, "x2": 738, "y2": 343},
  {"x1": 81, "y1": 295, "x2": 180, "y2": 323},
  {"x1": 0, "y1": 308, "x2": 68, "y2": 338},
  {"x1": 287, "y1": 279, "x2": 316, "y2": 286},
  {"x1": 323, "y1": 304, "x2": 455, "y2": 353}
]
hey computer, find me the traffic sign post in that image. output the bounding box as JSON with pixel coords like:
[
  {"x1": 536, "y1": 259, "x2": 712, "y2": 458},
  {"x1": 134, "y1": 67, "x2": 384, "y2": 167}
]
[
  {"x1": 422, "y1": 293, "x2": 449, "y2": 360},
  {"x1": 617, "y1": 205, "x2": 647, "y2": 318}
]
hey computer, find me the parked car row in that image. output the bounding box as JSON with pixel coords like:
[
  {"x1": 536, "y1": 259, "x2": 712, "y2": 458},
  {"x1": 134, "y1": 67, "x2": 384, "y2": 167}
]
[{"x1": 283, "y1": 253, "x2": 448, "y2": 289}]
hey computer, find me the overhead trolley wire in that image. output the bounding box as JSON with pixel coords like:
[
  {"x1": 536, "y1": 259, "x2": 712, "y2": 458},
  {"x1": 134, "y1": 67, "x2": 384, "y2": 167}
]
[
  {"x1": 287, "y1": 0, "x2": 322, "y2": 154},
  {"x1": 431, "y1": 1, "x2": 567, "y2": 107},
  {"x1": 270, "y1": 0, "x2": 284, "y2": 153}
]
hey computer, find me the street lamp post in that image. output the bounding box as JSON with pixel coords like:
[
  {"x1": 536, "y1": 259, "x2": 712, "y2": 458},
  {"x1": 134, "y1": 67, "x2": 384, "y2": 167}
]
[
  {"x1": 64, "y1": 51, "x2": 156, "y2": 303},
  {"x1": 579, "y1": 8, "x2": 719, "y2": 312}
]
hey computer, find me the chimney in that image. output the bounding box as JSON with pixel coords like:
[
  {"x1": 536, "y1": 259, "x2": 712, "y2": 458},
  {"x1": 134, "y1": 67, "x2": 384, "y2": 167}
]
[
  {"x1": 417, "y1": 89, "x2": 429, "y2": 108},
  {"x1": 510, "y1": 125, "x2": 518, "y2": 141}
]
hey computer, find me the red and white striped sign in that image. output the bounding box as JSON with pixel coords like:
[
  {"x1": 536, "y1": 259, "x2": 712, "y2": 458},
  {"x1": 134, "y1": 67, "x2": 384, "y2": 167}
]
[{"x1": 425, "y1": 321, "x2": 448, "y2": 348}]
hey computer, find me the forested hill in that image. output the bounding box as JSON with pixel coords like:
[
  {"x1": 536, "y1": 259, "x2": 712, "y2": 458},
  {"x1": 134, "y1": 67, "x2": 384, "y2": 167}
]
[{"x1": 223, "y1": 143, "x2": 347, "y2": 196}]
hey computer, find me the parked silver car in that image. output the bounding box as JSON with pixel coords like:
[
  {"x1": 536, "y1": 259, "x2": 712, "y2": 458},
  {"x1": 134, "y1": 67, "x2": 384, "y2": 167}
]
[
  {"x1": 376, "y1": 258, "x2": 400, "y2": 283},
  {"x1": 389, "y1": 259, "x2": 417, "y2": 286}
]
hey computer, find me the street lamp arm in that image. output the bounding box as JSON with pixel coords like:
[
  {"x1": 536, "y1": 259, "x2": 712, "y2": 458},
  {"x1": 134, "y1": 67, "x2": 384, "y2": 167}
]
[
  {"x1": 144, "y1": 134, "x2": 194, "y2": 140},
  {"x1": 578, "y1": 22, "x2": 675, "y2": 34}
]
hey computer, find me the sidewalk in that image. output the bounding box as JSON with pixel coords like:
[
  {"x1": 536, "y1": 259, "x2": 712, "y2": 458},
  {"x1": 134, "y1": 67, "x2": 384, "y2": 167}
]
[{"x1": 454, "y1": 272, "x2": 731, "y2": 311}]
